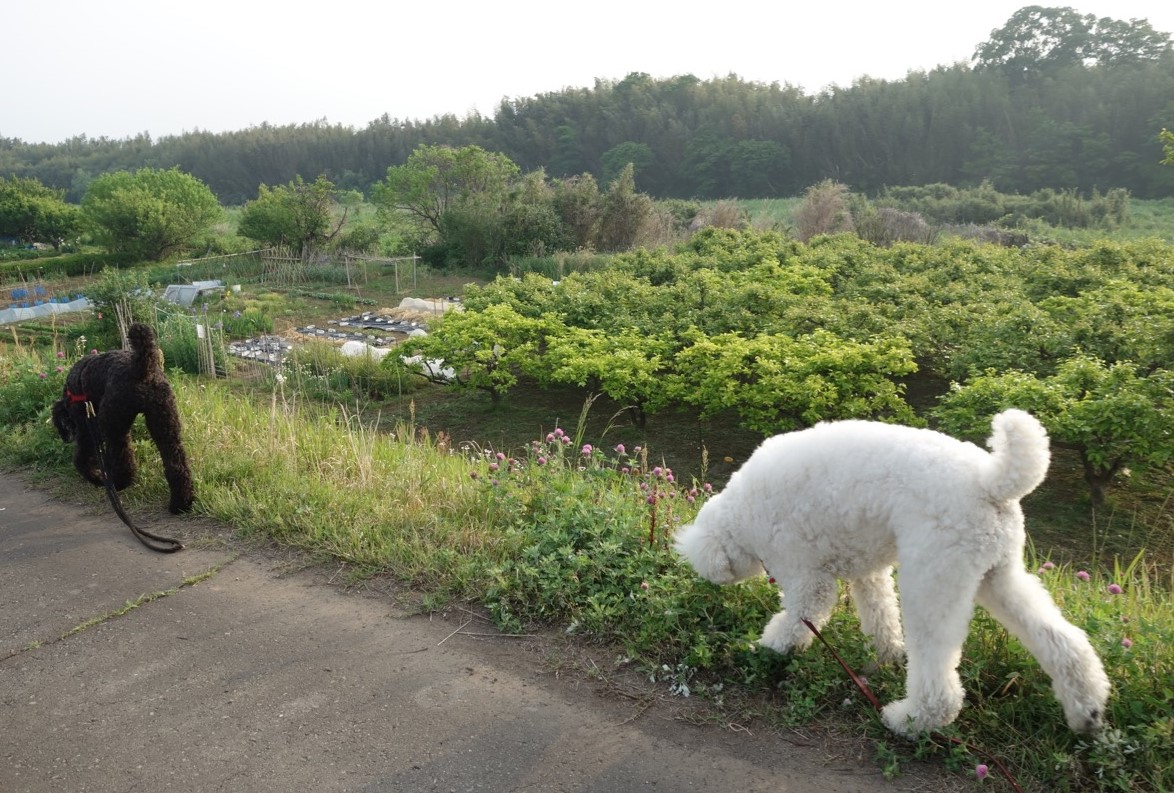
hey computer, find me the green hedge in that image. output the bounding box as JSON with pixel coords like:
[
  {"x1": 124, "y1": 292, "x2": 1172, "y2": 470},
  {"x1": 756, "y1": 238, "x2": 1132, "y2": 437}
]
[{"x1": 0, "y1": 251, "x2": 136, "y2": 281}]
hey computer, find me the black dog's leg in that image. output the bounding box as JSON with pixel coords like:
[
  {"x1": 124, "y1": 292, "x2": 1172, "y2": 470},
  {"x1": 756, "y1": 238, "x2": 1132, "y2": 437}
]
[
  {"x1": 97, "y1": 405, "x2": 138, "y2": 491},
  {"x1": 142, "y1": 385, "x2": 195, "y2": 514},
  {"x1": 72, "y1": 419, "x2": 105, "y2": 487}
]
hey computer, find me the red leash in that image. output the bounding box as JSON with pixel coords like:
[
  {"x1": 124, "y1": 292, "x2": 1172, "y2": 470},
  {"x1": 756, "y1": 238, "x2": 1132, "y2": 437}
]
[{"x1": 801, "y1": 618, "x2": 1024, "y2": 793}]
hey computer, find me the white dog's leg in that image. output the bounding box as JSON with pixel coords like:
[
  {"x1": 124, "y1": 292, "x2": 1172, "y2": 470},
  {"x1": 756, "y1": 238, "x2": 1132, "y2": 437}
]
[
  {"x1": 976, "y1": 562, "x2": 1110, "y2": 734},
  {"x1": 882, "y1": 567, "x2": 981, "y2": 736},
  {"x1": 758, "y1": 574, "x2": 837, "y2": 655},
  {"x1": 851, "y1": 567, "x2": 904, "y2": 663}
]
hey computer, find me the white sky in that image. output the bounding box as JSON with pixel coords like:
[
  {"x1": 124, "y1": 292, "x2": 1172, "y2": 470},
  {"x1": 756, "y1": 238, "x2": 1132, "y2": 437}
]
[{"x1": 3, "y1": 1, "x2": 1173, "y2": 145}]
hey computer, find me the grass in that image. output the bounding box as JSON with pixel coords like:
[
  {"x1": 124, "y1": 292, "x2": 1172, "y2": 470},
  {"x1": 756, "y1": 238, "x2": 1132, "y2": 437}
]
[{"x1": 2, "y1": 337, "x2": 1173, "y2": 791}]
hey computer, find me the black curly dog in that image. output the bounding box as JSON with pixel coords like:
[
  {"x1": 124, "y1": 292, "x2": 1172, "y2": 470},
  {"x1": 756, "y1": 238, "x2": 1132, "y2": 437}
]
[{"x1": 51, "y1": 323, "x2": 195, "y2": 514}]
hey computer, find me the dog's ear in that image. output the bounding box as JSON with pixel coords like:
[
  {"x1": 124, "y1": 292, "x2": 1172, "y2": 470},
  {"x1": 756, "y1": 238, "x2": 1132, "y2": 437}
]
[
  {"x1": 674, "y1": 522, "x2": 736, "y2": 584},
  {"x1": 50, "y1": 400, "x2": 76, "y2": 442}
]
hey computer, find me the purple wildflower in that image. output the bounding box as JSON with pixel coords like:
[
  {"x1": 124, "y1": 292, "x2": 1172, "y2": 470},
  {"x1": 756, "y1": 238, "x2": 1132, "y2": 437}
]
[
  {"x1": 975, "y1": 764, "x2": 989, "y2": 781},
  {"x1": 1121, "y1": 637, "x2": 1133, "y2": 649},
  {"x1": 1076, "y1": 570, "x2": 1090, "y2": 581},
  {"x1": 1107, "y1": 583, "x2": 1123, "y2": 595}
]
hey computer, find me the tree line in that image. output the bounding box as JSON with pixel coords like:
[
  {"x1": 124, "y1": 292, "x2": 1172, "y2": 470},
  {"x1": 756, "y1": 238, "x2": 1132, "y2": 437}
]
[
  {"x1": 0, "y1": 151, "x2": 1149, "y2": 274},
  {"x1": 1, "y1": 7, "x2": 1172, "y2": 204}
]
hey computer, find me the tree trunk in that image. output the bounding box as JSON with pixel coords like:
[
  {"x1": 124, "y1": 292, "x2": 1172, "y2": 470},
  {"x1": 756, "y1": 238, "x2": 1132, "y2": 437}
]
[{"x1": 1080, "y1": 451, "x2": 1119, "y2": 507}]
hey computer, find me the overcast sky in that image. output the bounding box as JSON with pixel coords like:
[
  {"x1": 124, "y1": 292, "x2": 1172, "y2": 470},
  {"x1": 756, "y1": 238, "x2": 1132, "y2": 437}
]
[{"x1": 4, "y1": 1, "x2": 1173, "y2": 145}]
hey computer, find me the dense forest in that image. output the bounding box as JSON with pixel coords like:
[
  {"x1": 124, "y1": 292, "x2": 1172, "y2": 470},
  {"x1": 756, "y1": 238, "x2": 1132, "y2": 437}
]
[{"x1": 2, "y1": 6, "x2": 1173, "y2": 204}]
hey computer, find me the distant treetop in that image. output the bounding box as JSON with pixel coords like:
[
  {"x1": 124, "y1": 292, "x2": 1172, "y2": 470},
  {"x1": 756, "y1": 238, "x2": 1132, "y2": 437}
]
[{"x1": 974, "y1": 5, "x2": 1172, "y2": 74}]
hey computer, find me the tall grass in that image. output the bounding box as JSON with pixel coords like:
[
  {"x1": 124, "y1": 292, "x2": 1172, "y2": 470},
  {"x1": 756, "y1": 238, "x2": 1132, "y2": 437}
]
[
  {"x1": 184, "y1": 383, "x2": 499, "y2": 588},
  {"x1": 2, "y1": 340, "x2": 1172, "y2": 791}
]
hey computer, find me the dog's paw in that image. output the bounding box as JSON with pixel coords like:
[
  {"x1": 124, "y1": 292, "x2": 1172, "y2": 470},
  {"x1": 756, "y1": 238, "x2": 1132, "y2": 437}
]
[
  {"x1": 882, "y1": 697, "x2": 962, "y2": 738},
  {"x1": 881, "y1": 699, "x2": 926, "y2": 738},
  {"x1": 757, "y1": 612, "x2": 811, "y2": 656},
  {"x1": 756, "y1": 633, "x2": 795, "y2": 655},
  {"x1": 1066, "y1": 706, "x2": 1105, "y2": 735}
]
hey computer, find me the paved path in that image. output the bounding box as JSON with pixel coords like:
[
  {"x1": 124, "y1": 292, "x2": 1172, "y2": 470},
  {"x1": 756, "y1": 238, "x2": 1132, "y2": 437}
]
[{"x1": 0, "y1": 472, "x2": 957, "y2": 792}]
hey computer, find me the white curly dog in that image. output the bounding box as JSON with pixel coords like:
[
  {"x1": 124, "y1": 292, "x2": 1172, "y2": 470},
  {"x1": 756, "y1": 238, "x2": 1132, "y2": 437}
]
[{"x1": 674, "y1": 409, "x2": 1109, "y2": 737}]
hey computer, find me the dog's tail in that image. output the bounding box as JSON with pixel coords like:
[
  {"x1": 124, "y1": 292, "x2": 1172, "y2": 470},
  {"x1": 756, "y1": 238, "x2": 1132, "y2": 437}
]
[
  {"x1": 982, "y1": 409, "x2": 1050, "y2": 501},
  {"x1": 127, "y1": 322, "x2": 162, "y2": 380}
]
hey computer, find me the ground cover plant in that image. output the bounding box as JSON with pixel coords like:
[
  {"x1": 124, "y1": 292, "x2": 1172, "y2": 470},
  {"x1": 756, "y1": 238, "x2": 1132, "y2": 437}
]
[{"x1": 3, "y1": 220, "x2": 1174, "y2": 790}]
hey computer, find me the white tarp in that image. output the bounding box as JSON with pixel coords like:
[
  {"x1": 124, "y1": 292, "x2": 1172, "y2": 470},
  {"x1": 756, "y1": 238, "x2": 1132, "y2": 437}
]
[
  {"x1": 339, "y1": 340, "x2": 393, "y2": 360},
  {"x1": 0, "y1": 297, "x2": 92, "y2": 326},
  {"x1": 397, "y1": 297, "x2": 461, "y2": 314},
  {"x1": 338, "y1": 338, "x2": 454, "y2": 382}
]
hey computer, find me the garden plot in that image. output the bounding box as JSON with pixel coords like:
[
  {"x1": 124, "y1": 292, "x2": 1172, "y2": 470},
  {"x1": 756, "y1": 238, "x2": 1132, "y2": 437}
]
[
  {"x1": 224, "y1": 301, "x2": 452, "y2": 366},
  {"x1": 226, "y1": 335, "x2": 293, "y2": 364}
]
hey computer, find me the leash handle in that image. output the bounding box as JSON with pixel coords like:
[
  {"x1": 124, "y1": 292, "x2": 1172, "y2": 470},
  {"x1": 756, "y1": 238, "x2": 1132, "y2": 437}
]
[{"x1": 100, "y1": 479, "x2": 185, "y2": 553}]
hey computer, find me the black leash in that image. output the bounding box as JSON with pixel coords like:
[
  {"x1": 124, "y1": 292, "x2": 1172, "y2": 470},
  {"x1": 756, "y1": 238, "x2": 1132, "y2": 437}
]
[
  {"x1": 802, "y1": 618, "x2": 1024, "y2": 792},
  {"x1": 83, "y1": 401, "x2": 185, "y2": 553}
]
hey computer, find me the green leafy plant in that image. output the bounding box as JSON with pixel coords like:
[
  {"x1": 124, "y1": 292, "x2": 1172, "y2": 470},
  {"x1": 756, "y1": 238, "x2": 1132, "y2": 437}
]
[
  {"x1": 935, "y1": 355, "x2": 1174, "y2": 504},
  {"x1": 82, "y1": 167, "x2": 222, "y2": 261},
  {"x1": 0, "y1": 347, "x2": 68, "y2": 428}
]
